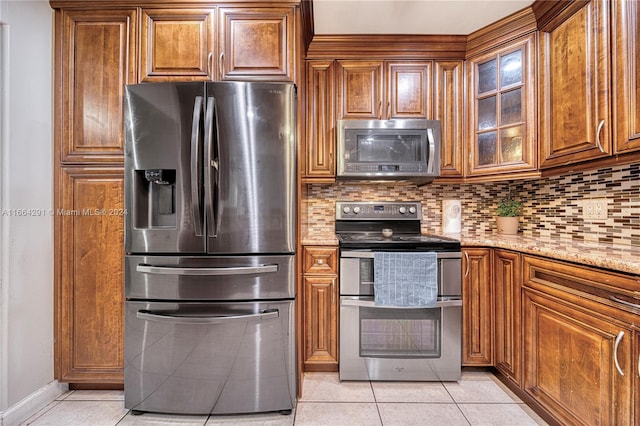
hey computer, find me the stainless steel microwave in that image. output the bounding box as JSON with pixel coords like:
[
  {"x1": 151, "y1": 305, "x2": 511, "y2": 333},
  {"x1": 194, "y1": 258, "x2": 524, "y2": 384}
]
[{"x1": 336, "y1": 119, "x2": 441, "y2": 182}]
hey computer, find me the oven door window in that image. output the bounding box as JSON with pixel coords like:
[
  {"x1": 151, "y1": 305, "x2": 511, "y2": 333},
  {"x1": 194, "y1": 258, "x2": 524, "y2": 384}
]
[{"x1": 359, "y1": 306, "x2": 441, "y2": 358}]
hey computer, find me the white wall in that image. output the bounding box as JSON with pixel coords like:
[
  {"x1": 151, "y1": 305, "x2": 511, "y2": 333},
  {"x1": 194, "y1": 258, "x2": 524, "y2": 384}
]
[{"x1": 0, "y1": 1, "x2": 63, "y2": 423}]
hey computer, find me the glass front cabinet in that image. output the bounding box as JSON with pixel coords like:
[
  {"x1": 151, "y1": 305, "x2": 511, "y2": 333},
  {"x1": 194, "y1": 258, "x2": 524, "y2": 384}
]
[{"x1": 466, "y1": 34, "x2": 537, "y2": 178}]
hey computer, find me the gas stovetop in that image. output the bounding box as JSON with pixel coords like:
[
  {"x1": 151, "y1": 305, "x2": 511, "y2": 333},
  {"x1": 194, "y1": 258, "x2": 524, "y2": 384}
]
[{"x1": 335, "y1": 201, "x2": 461, "y2": 251}]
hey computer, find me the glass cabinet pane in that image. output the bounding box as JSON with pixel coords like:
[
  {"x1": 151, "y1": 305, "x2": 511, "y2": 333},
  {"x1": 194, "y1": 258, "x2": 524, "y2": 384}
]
[
  {"x1": 500, "y1": 88, "x2": 522, "y2": 125},
  {"x1": 477, "y1": 59, "x2": 497, "y2": 94},
  {"x1": 477, "y1": 132, "x2": 497, "y2": 165},
  {"x1": 500, "y1": 49, "x2": 522, "y2": 87},
  {"x1": 500, "y1": 126, "x2": 523, "y2": 163},
  {"x1": 477, "y1": 96, "x2": 497, "y2": 130}
]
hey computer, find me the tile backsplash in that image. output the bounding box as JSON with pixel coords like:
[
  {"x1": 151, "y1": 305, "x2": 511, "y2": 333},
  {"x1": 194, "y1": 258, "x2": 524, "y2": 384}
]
[{"x1": 304, "y1": 161, "x2": 640, "y2": 246}]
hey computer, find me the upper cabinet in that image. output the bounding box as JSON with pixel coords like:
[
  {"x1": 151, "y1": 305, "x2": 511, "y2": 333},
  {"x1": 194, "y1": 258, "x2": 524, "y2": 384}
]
[
  {"x1": 139, "y1": 8, "x2": 215, "y2": 82},
  {"x1": 466, "y1": 34, "x2": 537, "y2": 177},
  {"x1": 305, "y1": 60, "x2": 336, "y2": 179},
  {"x1": 612, "y1": 0, "x2": 640, "y2": 153},
  {"x1": 538, "y1": 0, "x2": 611, "y2": 168},
  {"x1": 336, "y1": 60, "x2": 432, "y2": 120},
  {"x1": 60, "y1": 9, "x2": 137, "y2": 163},
  {"x1": 434, "y1": 61, "x2": 465, "y2": 178},
  {"x1": 219, "y1": 7, "x2": 295, "y2": 81}
]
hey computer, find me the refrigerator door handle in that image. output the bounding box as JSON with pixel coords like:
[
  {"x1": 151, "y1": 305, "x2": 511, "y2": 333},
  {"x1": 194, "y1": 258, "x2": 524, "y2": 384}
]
[
  {"x1": 136, "y1": 309, "x2": 279, "y2": 325},
  {"x1": 204, "y1": 96, "x2": 219, "y2": 238},
  {"x1": 190, "y1": 96, "x2": 205, "y2": 236},
  {"x1": 136, "y1": 263, "x2": 279, "y2": 276}
]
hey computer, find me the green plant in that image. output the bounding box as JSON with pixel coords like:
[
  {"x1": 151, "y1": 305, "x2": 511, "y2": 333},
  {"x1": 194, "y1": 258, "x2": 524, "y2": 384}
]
[{"x1": 496, "y1": 198, "x2": 523, "y2": 217}]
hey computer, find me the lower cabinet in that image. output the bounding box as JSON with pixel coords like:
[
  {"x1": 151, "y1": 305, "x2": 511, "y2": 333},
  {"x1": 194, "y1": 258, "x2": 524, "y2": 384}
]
[
  {"x1": 522, "y1": 255, "x2": 635, "y2": 425},
  {"x1": 493, "y1": 249, "x2": 521, "y2": 387},
  {"x1": 302, "y1": 246, "x2": 339, "y2": 371},
  {"x1": 462, "y1": 248, "x2": 493, "y2": 365}
]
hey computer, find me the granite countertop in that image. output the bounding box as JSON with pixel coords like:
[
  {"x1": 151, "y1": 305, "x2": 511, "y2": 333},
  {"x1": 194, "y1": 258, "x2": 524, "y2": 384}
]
[{"x1": 302, "y1": 230, "x2": 640, "y2": 276}]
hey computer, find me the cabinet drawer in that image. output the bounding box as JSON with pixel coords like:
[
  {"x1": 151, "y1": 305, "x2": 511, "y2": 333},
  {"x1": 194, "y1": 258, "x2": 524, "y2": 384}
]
[{"x1": 304, "y1": 247, "x2": 338, "y2": 275}]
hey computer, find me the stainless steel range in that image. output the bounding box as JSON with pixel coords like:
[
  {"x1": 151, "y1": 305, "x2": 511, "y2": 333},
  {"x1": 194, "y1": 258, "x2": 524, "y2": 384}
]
[{"x1": 336, "y1": 201, "x2": 462, "y2": 381}]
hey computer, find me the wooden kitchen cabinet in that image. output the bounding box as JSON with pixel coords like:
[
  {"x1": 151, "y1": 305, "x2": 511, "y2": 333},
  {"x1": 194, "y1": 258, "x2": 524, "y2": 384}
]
[
  {"x1": 493, "y1": 249, "x2": 521, "y2": 387},
  {"x1": 466, "y1": 34, "x2": 536, "y2": 177},
  {"x1": 139, "y1": 8, "x2": 215, "y2": 82},
  {"x1": 56, "y1": 167, "x2": 125, "y2": 384},
  {"x1": 302, "y1": 246, "x2": 339, "y2": 371},
  {"x1": 218, "y1": 7, "x2": 295, "y2": 81},
  {"x1": 305, "y1": 60, "x2": 336, "y2": 179},
  {"x1": 434, "y1": 61, "x2": 464, "y2": 178},
  {"x1": 634, "y1": 330, "x2": 640, "y2": 425},
  {"x1": 613, "y1": 0, "x2": 640, "y2": 154},
  {"x1": 522, "y1": 255, "x2": 635, "y2": 425},
  {"x1": 59, "y1": 9, "x2": 137, "y2": 163},
  {"x1": 462, "y1": 248, "x2": 493, "y2": 366},
  {"x1": 336, "y1": 60, "x2": 432, "y2": 120},
  {"x1": 538, "y1": 0, "x2": 612, "y2": 168}
]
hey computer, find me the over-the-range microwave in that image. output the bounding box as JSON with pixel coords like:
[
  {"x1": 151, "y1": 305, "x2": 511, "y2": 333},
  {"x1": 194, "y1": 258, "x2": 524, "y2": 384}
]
[{"x1": 336, "y1": 119, "x2": 441, "y2": 183}]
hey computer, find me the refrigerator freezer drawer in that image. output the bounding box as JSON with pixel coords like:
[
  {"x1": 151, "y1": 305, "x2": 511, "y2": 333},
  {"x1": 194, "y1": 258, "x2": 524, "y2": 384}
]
[
  {"x1": 125, "y1": 254, "x2": 295, "y2": 300},
  {"x1": 124, "y1": 300, "x2": 296, "y2": 415}
]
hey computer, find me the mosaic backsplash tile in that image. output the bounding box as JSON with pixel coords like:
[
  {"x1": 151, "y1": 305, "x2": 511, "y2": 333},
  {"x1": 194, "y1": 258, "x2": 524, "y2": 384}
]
[{"x1": 304, "y1": 162, "x2": 640, "y2": 247}]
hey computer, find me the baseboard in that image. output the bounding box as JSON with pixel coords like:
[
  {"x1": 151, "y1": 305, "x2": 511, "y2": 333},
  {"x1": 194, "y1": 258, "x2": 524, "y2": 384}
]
[{"x1": 0, "y1": 381, "x2": 68, "y2": 426}]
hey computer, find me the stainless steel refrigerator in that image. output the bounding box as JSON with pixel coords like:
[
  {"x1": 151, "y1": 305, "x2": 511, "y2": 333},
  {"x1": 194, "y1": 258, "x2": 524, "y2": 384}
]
[{"x1": 123, "y1": 81, "x2": 296, "y2": 416}]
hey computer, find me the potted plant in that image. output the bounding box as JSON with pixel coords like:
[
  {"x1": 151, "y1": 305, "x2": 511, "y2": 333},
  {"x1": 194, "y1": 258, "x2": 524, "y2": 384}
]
[{"x1": 496, "y1": 198, "x2": 522, "y2": 235}]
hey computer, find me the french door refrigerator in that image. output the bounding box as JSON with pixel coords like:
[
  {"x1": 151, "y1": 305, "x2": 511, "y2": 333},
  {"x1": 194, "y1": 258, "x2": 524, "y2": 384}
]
[{"x1": 123, "y1": 81, "x2": 296, "y2": 416}]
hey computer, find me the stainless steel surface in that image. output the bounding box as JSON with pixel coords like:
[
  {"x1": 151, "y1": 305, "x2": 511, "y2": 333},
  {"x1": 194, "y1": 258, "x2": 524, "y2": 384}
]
[
  {"x1": 340, "y1": 297, "x2": 462, "y2": 308},
  {"x1": 124, "y1": 81, "x2": 296, "y2": 255},
  {"x1": 125, "y1": 300, "x2": 295, "y2": 415},
  {"x1": 336, "y1": 118, "x2": 441, "y2": 182},
  {"x1": 339, "y1": 296, "x2": 462, "y2": 381},
  {"x1": 336, "y1": 201, "x2": 422, "y2": 220},
  {"x1": 126, "y1": 255, "x2": 294, "y2": 301}
]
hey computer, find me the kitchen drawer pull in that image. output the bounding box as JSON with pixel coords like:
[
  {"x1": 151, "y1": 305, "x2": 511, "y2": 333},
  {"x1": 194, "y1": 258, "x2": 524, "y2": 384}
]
[
  {"x1": 595, "y1": 119, "x2": 605, "y2": 153},
  {"x1": 137, "y1": 309, "x2": 278, "y2": 325},
  {"x1": 137, "y1": 264, "x2": 278, "y2": 276},
  {"x1": 341, "y1": 297, "x2": 462, "y2": 309},
  {"x1": 609, "y1": 295, "x2": 640, "y2": 310},
  {"x1": 219, "y1": 52, "x2": 224, "y2": 78},
  {"x1": 614, "y1": 331, "x2": 625, "y2": 376},
  {"x1": 207, "y1": 52, "x2": 213, "y2": 80}
]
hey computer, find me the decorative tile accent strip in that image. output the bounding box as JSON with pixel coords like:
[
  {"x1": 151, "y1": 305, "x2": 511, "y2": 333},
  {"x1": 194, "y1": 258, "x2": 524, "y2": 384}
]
[{"x1": 304, "y1": 162, "x2": 640, "y2": 247}]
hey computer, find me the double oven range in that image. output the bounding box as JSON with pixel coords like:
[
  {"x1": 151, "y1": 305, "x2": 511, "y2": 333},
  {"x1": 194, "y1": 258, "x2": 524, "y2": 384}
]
[{"x1": 336, "y1": 202, "x2": 462, "y2": 381}]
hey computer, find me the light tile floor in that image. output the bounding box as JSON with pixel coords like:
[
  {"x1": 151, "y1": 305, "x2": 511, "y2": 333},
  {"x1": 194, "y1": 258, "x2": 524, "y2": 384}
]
[{"x1": 21, "y1": 370, "x2": 548, "y2": 426}]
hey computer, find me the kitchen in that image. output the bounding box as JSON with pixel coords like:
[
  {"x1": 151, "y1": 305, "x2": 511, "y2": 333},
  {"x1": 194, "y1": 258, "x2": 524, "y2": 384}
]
[{"x1": 1, "y1": 0, "x2": 639, "y2": 425}]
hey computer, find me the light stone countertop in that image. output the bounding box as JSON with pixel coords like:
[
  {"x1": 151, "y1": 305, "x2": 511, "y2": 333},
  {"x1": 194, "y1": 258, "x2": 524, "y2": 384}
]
[{"x1": 302, "y1": 230, "x2": 640, "y2": 276}]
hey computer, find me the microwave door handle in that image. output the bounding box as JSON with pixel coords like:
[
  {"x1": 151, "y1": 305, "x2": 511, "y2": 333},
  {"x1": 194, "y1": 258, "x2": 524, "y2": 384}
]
[
  {"x1": 190, "y1": 96, "x2": 204, "y2": 236},
  {"x1": 427, "y1": 128, "x2": 435, "y2": 173},
  {"x1": 136, "y1": 309, "x2": 279, "y2": 325}
]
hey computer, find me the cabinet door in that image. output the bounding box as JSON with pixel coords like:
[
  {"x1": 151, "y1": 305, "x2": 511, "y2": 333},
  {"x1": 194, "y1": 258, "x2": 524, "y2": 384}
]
[
  {"x1": 539, "y1": 0, "x2": 611, "y2": 168},
  {"x1": 435, "y1": 61, "x2": 464, "y2": 178},
  {"x1": 337, "y1": 60, "x2": 384, "y2": 119},
  {"x1": 493, "y1": 250, "x2": 521, "y2": 386},
  {"x1": 305, "y1": 61, "x2": 335, "y2": 179},
  {"x1": 56, "y1": 167, "x2": 125, "y2": 383},
  {"x1": 386, "y1": 61, "x2": 432, "y2": 118},
  {"x1": 218, "y1": 7, "x2": 294, "y2": 81},
  {"x1": 467, "y1": 34, "x2": 536, "y2": 176},
  {"x1": 60, "y1": 9, "x2": 136, "y2": 163},
  {"x1": 523, "y1": 289, "x2": 632, "y2": 425},
  {"x1": 613, "y1": 0, "x2": 640, "y2": 153},
  {"x1": 462, "y1": 248, "x2": 493, "y2": 365},
  {"x1": 303, "y1": 276, "x2": 338, "y2": 370},
  {"x1": 139, "y1": 9, "x2": 215, "y2": 82}
]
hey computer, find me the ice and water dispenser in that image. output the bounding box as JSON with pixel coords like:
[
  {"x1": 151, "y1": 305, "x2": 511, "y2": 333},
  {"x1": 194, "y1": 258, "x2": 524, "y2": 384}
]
[{"x1": 133, "y1": 169, "x2": 177, "y2": 229}]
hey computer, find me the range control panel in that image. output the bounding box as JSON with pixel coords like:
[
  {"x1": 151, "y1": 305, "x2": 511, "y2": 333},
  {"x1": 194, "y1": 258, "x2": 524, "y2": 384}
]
[{"x1": 336, "y1": 202, "x2": 422, "y2": 220}]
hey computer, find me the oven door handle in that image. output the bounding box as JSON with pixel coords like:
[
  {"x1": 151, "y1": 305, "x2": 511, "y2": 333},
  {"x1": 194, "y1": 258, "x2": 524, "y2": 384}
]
[
  {"x1": 136, "y1": 309, "x2": 279, "y2": 325},
  {"x1": 340, "y1": 251, "x2": 461, "y2": 259},
  {"x1": 341, "y1": 297, "x2": 462, "y2": 309}
]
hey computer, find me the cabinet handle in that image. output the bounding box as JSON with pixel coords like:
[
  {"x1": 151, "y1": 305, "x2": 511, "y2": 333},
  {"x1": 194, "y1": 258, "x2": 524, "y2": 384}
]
[
  {"x1": 609, "y1": 295, "x2": 640, "y2": 310},
  {"x1": 463, "y1": 251, "x2": 470, "y2": 278},
  {"x1": 637, "y1": 350, "x2": 640, "y2": 378},
  {"x1": 595, "y1": 119, "x2": 605, "y2": 153},
  {"x1": 614, "y1": 331, "x2": 625, "y2": 376},
  {"x1": 207, "y1": 52, "x2": 213, "y2": 80},
  {"x1": 386, "y1": 101, "x2": 390, "y2": 118},
  {"x1": 219, "y1": 52, "x2": 224, "y2": 78},
  {"x1": 377, "y1": 101, "x2": 382, "y2": 119}
]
